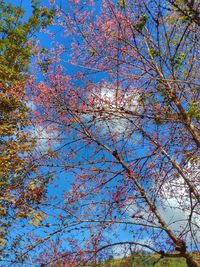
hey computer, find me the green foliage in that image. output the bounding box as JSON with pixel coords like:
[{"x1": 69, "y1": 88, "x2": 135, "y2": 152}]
[
  {"x1": 173, "y1": 53, "x2": 185, "y2": 70},
  {"x1": 118, "y1": 0, "x2": 126, "y2": 9},
  {"x1": 170, "y1": 0, "x2": 199, "y2": 24},
  {"x1": 90, "y1": 253, "x2": 200, "y2": 267},
  {"x1": 0, "y1": 0, "x2": 54, "y2": 250},
  {"x1": 153, "y1": 118, "x2": 164, "y2": 125},
  {"x1": 135, "y1": 15, "x2": 148, "y2": 32},
  {"x1": 28, "y1": 211, "x2": 48, "y2": 226},
  {"x1": 0, "y1": 0, "x2": 55, "y2": 83},
  {"x1": 148, "y1": 48, "x2": 159, "y2": 58},
  {"x1": 89, "y1": 49, "x2": 98, "y2": 57},
  {"x1": 187, "y1": 101, "x2": 199, "y2": 120}
]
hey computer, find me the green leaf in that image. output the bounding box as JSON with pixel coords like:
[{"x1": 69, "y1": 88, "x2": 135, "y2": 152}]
[
  {"x1": 173, "y1": 53, "x2": 185, "y2": 69},
  {"x1": 135, "y1": 15, "x2": 148, "y2": 31},
  {"x1": 153, "y1": 118, "x2": 164, "y2": 125},
  {"x1": 0, "y1": 238, "x2": 6, "y2": 247},
  {"x1": 28, "y1": 212, "x2": 48, "y2": 227},
  {"x1": 0, "y1": 206, "x2": 6, "y2": 216},
  {"x1": 118, "y1": 0, "x2": 126, "y2": 9},
  {"x1": 148, "y1": 49, "x2": 159, "y2": 58},
  {"x1": 187, "y1": 102, "x2": 199, "y2": 119},
  {"x1": 89, "y1": 49, "x2": 97, "y2": 57}
]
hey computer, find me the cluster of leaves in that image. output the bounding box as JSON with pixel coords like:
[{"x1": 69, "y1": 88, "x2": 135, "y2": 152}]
[
  {"x1": 0, "y1": 0, "x2": 54, "y2": 251},
  {"x1": 168, "y1": 0, "x2": 200, "y2": 25}
]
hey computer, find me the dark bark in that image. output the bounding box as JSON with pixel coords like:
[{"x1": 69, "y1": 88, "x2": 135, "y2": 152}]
[{"x1": 186, "y1": 256, "x2": 200, "y2": 267}]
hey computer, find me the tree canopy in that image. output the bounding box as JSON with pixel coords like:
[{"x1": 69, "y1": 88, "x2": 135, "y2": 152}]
[{"x1": 0, "y1": 0, "x2": 54, "y2": 253}]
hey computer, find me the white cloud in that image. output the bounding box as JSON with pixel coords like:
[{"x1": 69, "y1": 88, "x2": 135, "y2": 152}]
[
  {"x1": 111, "y1": 238, "x2": 154, "y2": 259},
  {"x1": 112, "y1": 244, "x2": 131, "y2": 259},
  {"x1": 158, "y1": 161, "x2": 200, "y2": 245},
  {"x1": 86, "y1": 83, "x2": 140, "y2": 136},
  {"x1": 122, "y1": 162, "x2": 199, "y2": 249},
  {"x1": 26, "y1": 100, "x2": 37, "y2": 112},
  {"x1": 31, "y1": 124, "x2": 60, "y2": 152},
  {"x1": 25, "y1": 100, "x2": 60, "y2": 152}
]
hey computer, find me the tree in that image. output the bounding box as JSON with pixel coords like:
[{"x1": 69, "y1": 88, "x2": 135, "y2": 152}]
[
  {"x1": 0, "y1": 0, "x2": 55, "y2": 254},
  {"x1": 167, "y1": 0, "x2": 200, "y2": 26},
  {"x1": 2, "y1": 0, "x2": 199, "y2": 266}
]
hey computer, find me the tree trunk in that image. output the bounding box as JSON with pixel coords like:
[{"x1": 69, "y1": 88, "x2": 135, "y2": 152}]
[{"x1": 186, "y1": 256, "x2": 200, "y2": 267}]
